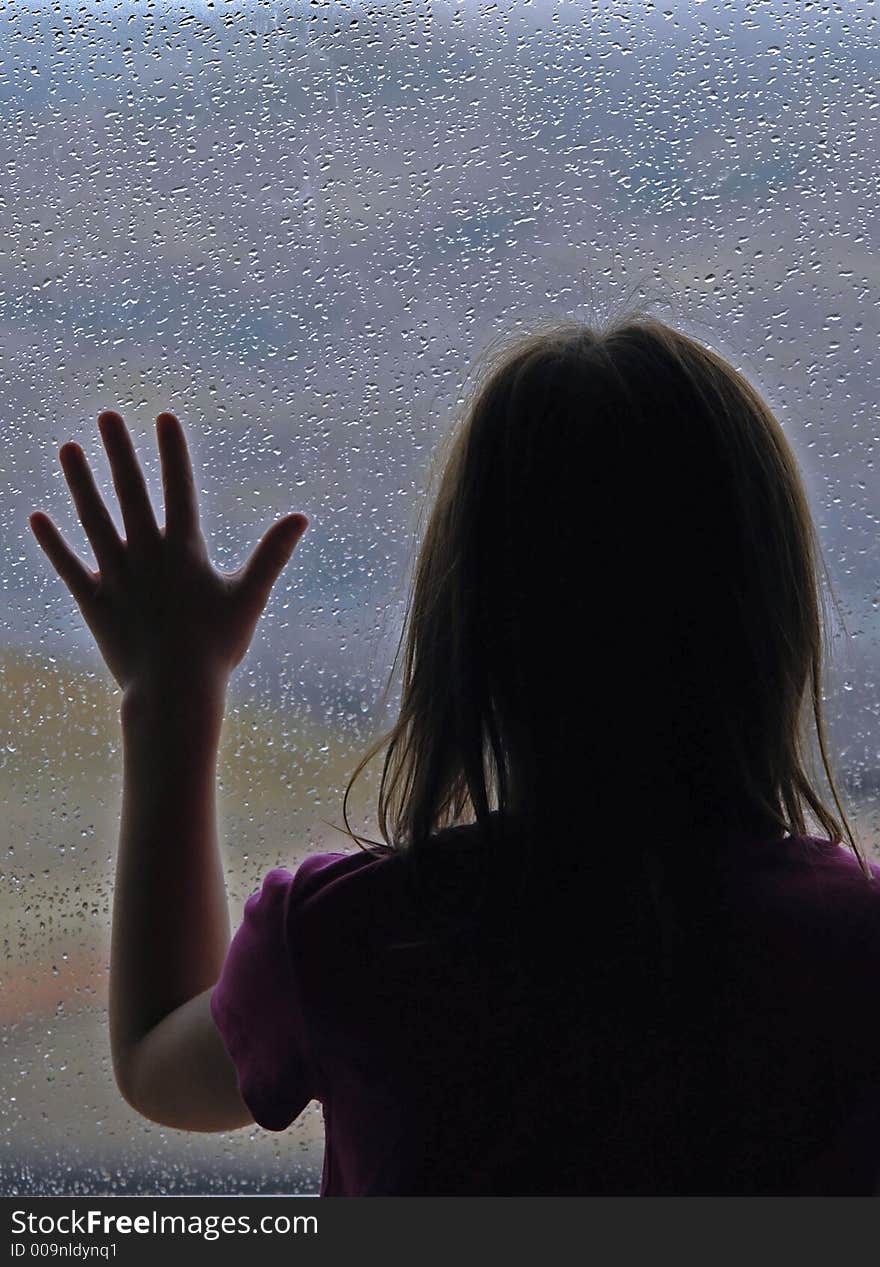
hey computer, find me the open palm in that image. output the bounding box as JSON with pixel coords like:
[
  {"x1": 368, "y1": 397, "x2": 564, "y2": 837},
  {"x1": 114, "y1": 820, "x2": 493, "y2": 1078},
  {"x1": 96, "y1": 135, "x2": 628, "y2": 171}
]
[{"x1": 29, "y1": 410, "x2": 308, "y2": 694}]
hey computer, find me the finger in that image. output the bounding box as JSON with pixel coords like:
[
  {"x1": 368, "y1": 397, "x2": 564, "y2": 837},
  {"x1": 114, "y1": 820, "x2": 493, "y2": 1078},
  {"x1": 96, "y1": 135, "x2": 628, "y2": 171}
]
[
  {"x1": 58, "y1": 442, "x2": 125, "y2": 576},
  {"x1": 156, "y1": 413, "x2": 201, "y2": 542},
  {"x1": 97, "y1": 411, "x2": 159, "y2": 546},
  {"x1": 235, "y1": 514, "x2": 308, "y2": 616},
  {"x1": 29, "y1": 512, "x2": 99, "y2": 607}
]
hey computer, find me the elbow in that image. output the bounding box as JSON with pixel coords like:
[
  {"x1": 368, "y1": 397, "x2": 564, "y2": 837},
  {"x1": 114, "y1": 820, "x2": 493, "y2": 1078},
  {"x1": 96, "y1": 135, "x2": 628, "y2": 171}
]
[
  {"x1": 112, "y1": 1039, "x2": 159, "y2": 1122},
  {"x1": 111, "y1": 1048, "x2": 240, "y2": 1133},
  {"x1": 112, "y1": 1052, "x2": 171, "y2": 1127},
  {"x1": 113, "y1": 1063, "x2": 174, "y2": 1128},
  {"x1": 112, "y1": 1049, "x2": 145, "y2": 1117}
]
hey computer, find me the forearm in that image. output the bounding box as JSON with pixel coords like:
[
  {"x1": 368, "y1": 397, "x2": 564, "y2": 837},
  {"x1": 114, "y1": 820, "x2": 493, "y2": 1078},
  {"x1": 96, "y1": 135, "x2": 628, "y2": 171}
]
[
  {"x1": 31, "y1": 408, "x2": 307, "y2": 1114},
  {"x1": 110, "y1": 675, "x2": 231, "y2": 1091}
]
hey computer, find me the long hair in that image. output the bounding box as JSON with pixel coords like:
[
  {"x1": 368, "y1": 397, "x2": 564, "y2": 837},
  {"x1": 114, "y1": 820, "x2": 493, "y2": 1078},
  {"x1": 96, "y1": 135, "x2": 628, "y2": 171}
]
[
  {"x1": 338, "y1": 308, "x2": 865, "y2": 898},
  {"x1": 333, "y1": 307, "x2": 867, "y2": 1191}
]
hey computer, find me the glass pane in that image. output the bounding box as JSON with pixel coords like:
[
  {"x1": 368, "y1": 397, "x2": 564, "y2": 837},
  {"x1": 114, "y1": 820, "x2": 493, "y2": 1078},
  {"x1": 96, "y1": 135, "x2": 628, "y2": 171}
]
[{"x1": 3, "y1": 0, "x2": 877, "y2": 1194}]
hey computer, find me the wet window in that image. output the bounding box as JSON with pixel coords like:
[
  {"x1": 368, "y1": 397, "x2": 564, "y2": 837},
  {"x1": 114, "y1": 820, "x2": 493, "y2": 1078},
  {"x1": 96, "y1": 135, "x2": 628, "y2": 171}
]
[{"x1": 6, "y1": 0, "x2": 878, "y2": 1194}]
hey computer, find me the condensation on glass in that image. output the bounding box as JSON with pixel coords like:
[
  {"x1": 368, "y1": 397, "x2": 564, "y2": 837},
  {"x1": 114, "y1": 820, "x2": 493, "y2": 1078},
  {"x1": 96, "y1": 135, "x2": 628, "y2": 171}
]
[{"x1": 2, "y1": 0, "x2": 877, "y2": 1195}]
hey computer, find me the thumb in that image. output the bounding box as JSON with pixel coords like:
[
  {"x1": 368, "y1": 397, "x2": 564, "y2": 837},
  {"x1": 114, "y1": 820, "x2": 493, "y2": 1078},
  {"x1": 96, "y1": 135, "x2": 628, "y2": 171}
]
[{"x1": 237, "y1": 513, "x2": 308, "y2": 615}]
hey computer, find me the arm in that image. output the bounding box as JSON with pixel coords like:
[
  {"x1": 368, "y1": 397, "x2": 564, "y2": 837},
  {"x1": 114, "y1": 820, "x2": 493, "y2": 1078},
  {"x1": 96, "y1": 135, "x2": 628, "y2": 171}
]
[
  {"x1": 112, "y1": 675, "x2": 252, "y2": 1129},
  {"x1": 29, "y1": 408, "x2": 309, "y2": 1130}
]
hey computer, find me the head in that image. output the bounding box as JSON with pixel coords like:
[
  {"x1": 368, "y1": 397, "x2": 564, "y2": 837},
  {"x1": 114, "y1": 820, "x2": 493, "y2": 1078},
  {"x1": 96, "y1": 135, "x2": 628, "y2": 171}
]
[{"x1": 342, "y1": 309, "x2": 865, "y2": 879}]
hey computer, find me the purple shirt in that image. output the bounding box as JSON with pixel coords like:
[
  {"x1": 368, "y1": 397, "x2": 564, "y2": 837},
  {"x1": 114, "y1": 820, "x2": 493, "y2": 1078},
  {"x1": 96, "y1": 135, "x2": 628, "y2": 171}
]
[{"x1": 210, "y1": 826, "x2": 880, "y2": 1195}]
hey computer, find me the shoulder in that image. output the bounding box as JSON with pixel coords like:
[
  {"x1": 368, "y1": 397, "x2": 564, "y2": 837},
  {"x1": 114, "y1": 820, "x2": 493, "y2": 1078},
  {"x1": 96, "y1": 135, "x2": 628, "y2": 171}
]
[
  {"x1": 777, "y1": 834, "x2": 880, "y2": 897},
  {"x1": 229, "y1": 850, "x2": 407, "y2": 1012},
  {"x1": 730, "y1": 833, "x2": 880, "y2": 948},
  {"x1": 231, "y1": 850, "x2": 399, "y2": 954},
  {"x1": 775, "y1": 838, "x2": 880, "y2": 1086},
  {"x1": 806, "y1": 837, "x2": 880, "y2": 931},
  {"x1": 290, "y1": 846, "x2": 403, "y2": 902},
  {"x1": 275, "y1": 823, "x2": 494, "y2": 956},
  {"x1": 272, "y1": 847, "x2": 408, "y2": 950},
  {"x1": 728, "y1": 830, "x2": 880, "y2": 887},
  {"x1": 284, "y1": 819, "x2": 492, "y2": 914},
  {"x1": 252, "y1": 847, "x2": 398, "y2": 901}
]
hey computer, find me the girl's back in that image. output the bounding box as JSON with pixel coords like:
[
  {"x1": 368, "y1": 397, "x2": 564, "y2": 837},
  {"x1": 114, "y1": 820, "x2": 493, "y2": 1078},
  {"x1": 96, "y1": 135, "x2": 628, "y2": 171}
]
[
  {"x1": 35, "y1": 310, "x2": 878, "y2": 1194},
  {"x1": 212, "y1": 815, "x2": 880, "y2": 1195},
  {"x1": 209, "y1": 311, "x2": 879, "y2": 1194}
]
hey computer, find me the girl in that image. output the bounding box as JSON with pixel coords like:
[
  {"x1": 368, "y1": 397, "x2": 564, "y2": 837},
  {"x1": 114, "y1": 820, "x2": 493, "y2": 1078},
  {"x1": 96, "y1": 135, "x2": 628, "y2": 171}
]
[{"x1": 29, "y1": 311, "x2": 880, "y2": 1196}]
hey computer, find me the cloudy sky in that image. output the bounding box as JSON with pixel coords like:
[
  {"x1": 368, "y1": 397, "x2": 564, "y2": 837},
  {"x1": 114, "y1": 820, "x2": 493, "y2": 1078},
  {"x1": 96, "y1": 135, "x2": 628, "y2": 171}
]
[{"x1": 2, "y1": 0, "x2": 878, "y2": 752}]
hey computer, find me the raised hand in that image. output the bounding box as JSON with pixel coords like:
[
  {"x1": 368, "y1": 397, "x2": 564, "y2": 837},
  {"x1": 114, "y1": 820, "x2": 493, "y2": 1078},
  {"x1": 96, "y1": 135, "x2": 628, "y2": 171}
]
[{"x1": 29, "y1": 411, "x2": 308, "y2": 695}]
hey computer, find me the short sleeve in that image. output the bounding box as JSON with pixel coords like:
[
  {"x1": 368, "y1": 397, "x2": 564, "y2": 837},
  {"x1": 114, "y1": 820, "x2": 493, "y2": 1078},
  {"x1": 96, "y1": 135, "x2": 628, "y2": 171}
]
[{"x1": 210, "y1": 858, "x2": 339, "y2": 1131}]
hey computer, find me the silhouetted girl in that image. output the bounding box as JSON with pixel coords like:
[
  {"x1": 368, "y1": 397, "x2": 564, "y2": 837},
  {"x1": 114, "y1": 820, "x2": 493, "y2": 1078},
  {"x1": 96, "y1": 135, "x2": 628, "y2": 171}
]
[{"x1": 31, "y1": 310, "x2": 880, "y2": 1195}]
